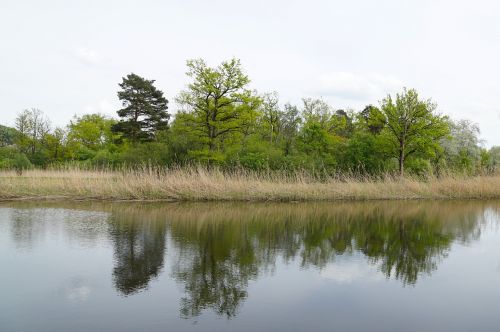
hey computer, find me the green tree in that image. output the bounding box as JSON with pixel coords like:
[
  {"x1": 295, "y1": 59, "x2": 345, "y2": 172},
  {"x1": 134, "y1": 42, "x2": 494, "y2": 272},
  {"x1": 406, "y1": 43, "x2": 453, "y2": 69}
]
[
  {"x1": 175, "y1": 58, "x2": 261, "y2": 162},
  {"x1": 67, "y1": 113, "x2": 118, "y2": 162},
  {"x1": 15, "y1": 108, "x2": 51, "y2": 158},
  {"x1": 341, "y1": 131, "x2": 388, "y2": 174},
  {"x1": 0, "y1": 125, "x2": 18, "y2": 147},
  {"x1": 259, "y1": 92, "x2": 282, "y2": 144},
  {"x1": 112, "y1": 73, "x2": 169, "y2": 142},
  {"x1": 12, "y1": 153, "x2": 32, "y2": 175},
  {"x1": 44, "y1": 128, "x2": 67, "y2": 162},
  {"x1": 302, "y1": 98, "x2": 331, "y2": 128},
  {"x1": 281, "y1": 103, "x2": 301, "y2": 156},
  {"x1": 330, "y1": 109, "x2": 355, "y2": 138},
  {"x1": 381, "y1": 88, "x2": 449, "y2": 176},
  {"x1": 296, "y1": 120, "x2": 339, "y2": 170},
  {"x1": 0, "y1": 146, "x2": 31, "y2": 174},
  {"x1": 439, "y1": 119, "x2": 483, "y2": 174},
  {"x1": 338, "y1": 105, "x2": 388, "y2": 174},
  {"x1": 489, "y1": 146, "x2": 500, "y2": 173},
  {"x1": 301, "y1": 99, "x2": 354, "y2": 138},
  {"x1": 358, "y1": 105, "x2": 386, "y2": 135}
]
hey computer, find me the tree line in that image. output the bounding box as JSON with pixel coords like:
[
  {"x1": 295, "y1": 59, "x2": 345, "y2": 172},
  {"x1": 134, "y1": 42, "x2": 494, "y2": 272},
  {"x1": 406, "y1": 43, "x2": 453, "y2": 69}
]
[{"x1": 1, "y1": 57, "x2": 499, "y2": 176}]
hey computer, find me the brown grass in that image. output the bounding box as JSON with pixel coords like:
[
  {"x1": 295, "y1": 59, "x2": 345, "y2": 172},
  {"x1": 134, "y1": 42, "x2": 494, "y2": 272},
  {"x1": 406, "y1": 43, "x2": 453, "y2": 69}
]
[{"x1": 0, "y1": 167, "x2": 499, "y2": 201}]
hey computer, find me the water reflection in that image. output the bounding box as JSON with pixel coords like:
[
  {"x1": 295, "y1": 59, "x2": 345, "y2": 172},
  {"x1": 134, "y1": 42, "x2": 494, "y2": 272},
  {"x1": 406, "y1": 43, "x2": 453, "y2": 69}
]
[
  {"x1": 109, "y1": 214, "x2": 167, "y2": 295},
  {"x1": 170, "y1": 214, "x2": 259, "y2": 318},
  {"x1": 163, "y1": 202, "x2": 483, "y2": 287},
  {"x1": 3, "y1": 200, "x2": 497, "y2": 320},
  {"x1": 8, "y1": 207, "x2": 109, "y2": 249}
]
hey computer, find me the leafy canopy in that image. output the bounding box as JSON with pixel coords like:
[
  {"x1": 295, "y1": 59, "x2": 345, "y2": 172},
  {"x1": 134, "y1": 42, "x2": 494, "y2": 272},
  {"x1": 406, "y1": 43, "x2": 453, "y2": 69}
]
[
  {"x1": 175, "y1": 58, "x2": 261, "y2": 160},
  {"x1": 381, "y1": 88, "x2": 449, "y2": 175}
]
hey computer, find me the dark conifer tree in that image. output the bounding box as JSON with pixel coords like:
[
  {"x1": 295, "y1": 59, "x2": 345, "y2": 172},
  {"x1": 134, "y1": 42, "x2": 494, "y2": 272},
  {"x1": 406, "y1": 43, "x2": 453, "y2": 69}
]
[{"x1": 112, "y1": 73, "x2": 169, "y2": 142}]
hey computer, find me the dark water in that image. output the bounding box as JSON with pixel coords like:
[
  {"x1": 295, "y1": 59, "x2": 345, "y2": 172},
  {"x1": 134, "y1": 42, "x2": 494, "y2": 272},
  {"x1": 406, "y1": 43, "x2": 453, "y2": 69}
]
[{"x1": 1, "y1": 201, "x2": 500, "y2": 332}]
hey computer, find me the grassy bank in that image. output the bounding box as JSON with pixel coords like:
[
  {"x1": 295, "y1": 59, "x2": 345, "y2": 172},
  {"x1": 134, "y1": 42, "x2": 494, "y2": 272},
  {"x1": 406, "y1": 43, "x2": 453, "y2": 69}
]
[{"x1": 0, "y1": 168, "x2": 499, "y2": 201}]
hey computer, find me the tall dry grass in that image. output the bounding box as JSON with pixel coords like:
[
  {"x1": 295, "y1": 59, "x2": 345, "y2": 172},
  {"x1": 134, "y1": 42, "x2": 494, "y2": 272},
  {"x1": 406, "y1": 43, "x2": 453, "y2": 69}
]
[{"x1": 0, "y1": 167, "x2": 499, "y2": 201}]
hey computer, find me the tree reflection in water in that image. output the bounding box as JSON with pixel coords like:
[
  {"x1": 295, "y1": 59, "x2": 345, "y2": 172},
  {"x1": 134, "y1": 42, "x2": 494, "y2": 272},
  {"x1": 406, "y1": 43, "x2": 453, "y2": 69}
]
[
  {"x1": 106, "y1": 201, "x2": 488, "y2": 317},
  {"x1": 6, "y1": 200, "x2": 493, "y2": 318},
  {"x1": 109, "y1": 214, "x2": 167, "y2": 295}
]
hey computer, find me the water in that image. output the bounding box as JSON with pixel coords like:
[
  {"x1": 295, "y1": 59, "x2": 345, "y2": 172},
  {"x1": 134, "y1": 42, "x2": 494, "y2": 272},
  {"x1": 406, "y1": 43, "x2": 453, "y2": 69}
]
[{"x1": 1, "y1": 201, "x2": 500, "y2": 332}]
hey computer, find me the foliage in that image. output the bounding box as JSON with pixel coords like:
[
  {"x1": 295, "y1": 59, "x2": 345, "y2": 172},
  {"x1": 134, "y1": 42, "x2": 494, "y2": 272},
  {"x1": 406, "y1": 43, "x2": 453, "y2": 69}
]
[
  {"x1": 175, "y1": 58, "x2": 261, "y2": 163},
  {"x1": 0, "y1": 125, "x2": 18, "y2": 147},
  {"x1": 2, "y1": 58, "x2": 495, "y2": 176},
  {"x1": 12, "y1": 153, "x2": 32, "y2": 175},
  {"x1": 439, "y1": 119, "x2": 486, "y2": 174},
  {"x1": 489, "y1": 146, "x2": 500, "y2": 173},
  {"x1": 0, "y1": 146, "x2": 32, "y2": 173},
  {"x1": 358, "y1": 105, "x2": 385, "y2": 135},
  {"x1": 381, "y1": 88, "x2": 449, "y2": 176},
  {"x1": 67, "y1": 114, "x2": 118, "y2": 162},
  {"x1": 112, "y1": 73, "x2": 169, "y2": 142},
  {"x1": 339, "y1": 131, "x2": 389, "y2": 173},
  {"x1": 14, "y1": 108, "x2": 51, "y2": 163}
]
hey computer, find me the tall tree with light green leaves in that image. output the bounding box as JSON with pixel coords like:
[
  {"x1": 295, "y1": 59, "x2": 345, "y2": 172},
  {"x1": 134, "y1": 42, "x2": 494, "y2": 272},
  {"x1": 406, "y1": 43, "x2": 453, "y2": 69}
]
[
  {"x1": 67, "y1": 114, "x2": 117, "y2": 160},
  {"x1": 381, "y1": 88, "x2": 449, "y2": 176},
  {"x1": 68, "y1": 114, "x2": 116, "y2": 149},
  {"x1": 175, "y1": 58, "x2": 261, "y2": 162}
]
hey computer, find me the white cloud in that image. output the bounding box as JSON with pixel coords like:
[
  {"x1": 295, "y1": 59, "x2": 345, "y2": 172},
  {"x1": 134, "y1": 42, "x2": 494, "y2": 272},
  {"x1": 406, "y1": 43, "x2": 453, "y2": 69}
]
[
  {"x1": 61, "y1": 277, "x2": 91, "y2": 302},
  {"x1": 73, "y1": 47, "x2": 103, "y2": 66},
  {"x1": 66, "y1": 285, "x2": 91, "y2": 301},
  {"x1": 83, "y1": 99, "x2": 117, "y2": 115},
  {"x1": 320, "y1": 258, "x2": 384, "y2": 284},
  {"x1": 314, "y1": 72, "x2": 404, "y2": 103}
]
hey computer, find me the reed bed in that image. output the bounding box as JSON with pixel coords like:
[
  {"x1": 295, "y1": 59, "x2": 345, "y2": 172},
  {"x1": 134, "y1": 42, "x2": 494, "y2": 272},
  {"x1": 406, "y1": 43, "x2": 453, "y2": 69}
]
[{"x1": 0, "y1": 167, "x2": 499, "y2": 201}]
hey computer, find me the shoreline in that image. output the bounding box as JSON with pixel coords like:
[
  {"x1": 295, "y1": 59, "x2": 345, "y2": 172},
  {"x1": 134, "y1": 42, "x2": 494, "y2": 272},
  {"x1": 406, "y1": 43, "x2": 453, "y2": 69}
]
[
  {"x1": 1, "y1": 169, "x2": 500, "y2": 202},
  {"x1": 1, "y1": 197, "x2": 498, "y2": 203}
]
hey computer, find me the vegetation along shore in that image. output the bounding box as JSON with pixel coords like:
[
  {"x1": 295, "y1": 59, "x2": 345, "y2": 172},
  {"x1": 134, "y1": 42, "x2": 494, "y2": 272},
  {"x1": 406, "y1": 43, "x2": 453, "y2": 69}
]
[
  {"x1": 1, "y1": 57, "x2": 499, "y2": 201},
  {"x1": 0, "y1": 168, "x2": 499, "y2": 201}
]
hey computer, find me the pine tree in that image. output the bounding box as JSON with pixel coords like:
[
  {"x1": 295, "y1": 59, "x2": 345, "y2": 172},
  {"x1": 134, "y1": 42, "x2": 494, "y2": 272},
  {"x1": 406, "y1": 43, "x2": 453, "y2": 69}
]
[{"x1": 112, "y1": 73, "x2": 169, "y2": 142}]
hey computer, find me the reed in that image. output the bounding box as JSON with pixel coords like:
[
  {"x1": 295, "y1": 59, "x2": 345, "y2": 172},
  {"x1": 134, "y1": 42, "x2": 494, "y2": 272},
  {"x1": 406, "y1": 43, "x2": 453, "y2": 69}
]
[{"x1": 0, "y1": 167, "x2": 499, "y2": 201}]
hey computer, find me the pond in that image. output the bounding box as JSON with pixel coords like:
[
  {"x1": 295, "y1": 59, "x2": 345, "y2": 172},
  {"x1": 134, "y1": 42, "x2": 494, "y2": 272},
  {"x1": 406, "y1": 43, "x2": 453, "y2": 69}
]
[{"x1": 1, "y1": 201, "x2": 500, "y2": 331}]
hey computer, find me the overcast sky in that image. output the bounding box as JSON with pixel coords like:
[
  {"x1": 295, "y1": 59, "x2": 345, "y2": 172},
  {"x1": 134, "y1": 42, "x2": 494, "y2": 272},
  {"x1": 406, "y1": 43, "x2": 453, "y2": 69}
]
[{"x1": 1, "y1": 0, "x2": 499, "y2": 146}]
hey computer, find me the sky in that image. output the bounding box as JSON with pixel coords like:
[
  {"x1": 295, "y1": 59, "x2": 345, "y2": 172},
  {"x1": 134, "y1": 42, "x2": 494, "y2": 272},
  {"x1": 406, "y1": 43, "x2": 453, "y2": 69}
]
[{"x1": 1, "y1": 0, "x2": 499, "y2": 146}]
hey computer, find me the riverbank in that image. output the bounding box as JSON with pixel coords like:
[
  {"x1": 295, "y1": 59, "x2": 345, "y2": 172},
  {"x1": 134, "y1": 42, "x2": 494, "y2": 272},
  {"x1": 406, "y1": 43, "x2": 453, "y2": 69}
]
[{"x1": 0, "y1": 168, "x2": 499, "y2": 201}]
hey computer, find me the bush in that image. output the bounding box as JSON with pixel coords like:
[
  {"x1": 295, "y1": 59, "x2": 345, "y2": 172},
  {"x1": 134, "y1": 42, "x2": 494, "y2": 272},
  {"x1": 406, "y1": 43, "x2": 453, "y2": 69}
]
[
  {"x1": 12, "y1": 153, "x2": 32, "y2": 175},
  {"x1": 406, "y1": 158, "x2": 432, "y2": 177},
  {"x1": 0, "y1": 147, "x2": 32, "y2": 174},
  {"x1": 92, "y1": 149, "x2": 120, "y2": 168}
]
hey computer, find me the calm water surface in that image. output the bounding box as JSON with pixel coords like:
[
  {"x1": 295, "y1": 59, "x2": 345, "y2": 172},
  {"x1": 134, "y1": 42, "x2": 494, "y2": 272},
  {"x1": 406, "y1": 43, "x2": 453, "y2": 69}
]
[{"x1": 1, "y1": 201, "x2": 500, "y2": 332}]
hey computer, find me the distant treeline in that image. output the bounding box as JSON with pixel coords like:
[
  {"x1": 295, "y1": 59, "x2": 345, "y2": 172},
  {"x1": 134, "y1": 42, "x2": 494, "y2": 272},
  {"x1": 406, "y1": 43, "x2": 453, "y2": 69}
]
[{"x1": 1, "y1": 58, "x2": 499, "y2": 176}]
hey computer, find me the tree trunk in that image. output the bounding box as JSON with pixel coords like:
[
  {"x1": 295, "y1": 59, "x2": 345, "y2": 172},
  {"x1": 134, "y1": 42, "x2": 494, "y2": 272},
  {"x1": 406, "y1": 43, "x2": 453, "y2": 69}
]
[
  {"x1": 399, "y1": 141, "x2": 405, "y2": 177},
  {"x1": 208, "y1": 138, "x2": 215, "y2": 151}
]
